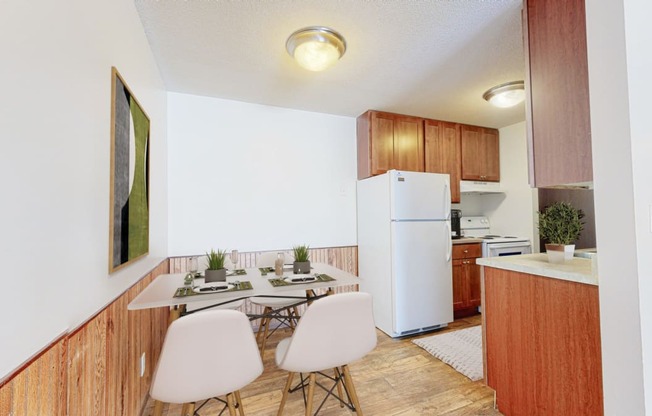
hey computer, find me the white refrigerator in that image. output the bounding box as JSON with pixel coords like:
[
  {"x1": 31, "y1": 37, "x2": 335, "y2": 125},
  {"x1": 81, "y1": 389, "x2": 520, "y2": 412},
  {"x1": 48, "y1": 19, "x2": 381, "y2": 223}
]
[{"x1": 357, "y1": 170, "x2": 453, "y2": 337}]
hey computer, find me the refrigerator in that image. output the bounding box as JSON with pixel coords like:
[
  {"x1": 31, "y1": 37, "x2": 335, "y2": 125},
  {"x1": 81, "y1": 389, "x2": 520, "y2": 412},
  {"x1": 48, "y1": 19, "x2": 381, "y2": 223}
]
[{"x1": 357, "y1": 170, "x2": 453, "y2": 338}]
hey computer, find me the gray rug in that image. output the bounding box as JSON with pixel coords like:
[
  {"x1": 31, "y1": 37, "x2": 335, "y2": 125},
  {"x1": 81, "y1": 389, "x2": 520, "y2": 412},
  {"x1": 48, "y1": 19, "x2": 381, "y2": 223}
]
[{"x1": 412, "y1": 325, "x2": 483, "y2": 381}]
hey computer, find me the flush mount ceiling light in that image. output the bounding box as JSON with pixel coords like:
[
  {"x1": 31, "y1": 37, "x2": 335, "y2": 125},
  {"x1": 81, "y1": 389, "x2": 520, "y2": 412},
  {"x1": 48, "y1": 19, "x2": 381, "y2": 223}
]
[
  {"x1": 286, "y1": 26, "x2": 346, "y2": 72},
  {"x1": 483, "y1": 81, "x2": 526, "y2": 108}
]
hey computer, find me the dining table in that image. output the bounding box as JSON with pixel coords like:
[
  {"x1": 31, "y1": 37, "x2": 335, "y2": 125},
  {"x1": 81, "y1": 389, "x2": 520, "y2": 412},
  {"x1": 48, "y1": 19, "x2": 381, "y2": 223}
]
[{"x1": 128, "y1": 262, "x2": 361, "y2": 323}]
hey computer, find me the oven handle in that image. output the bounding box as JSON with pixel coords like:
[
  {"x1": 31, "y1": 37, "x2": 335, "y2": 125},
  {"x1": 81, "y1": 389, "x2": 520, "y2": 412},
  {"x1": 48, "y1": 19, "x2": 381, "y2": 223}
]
[{"x1": 486, "y1": 241, "x2": 532, "y2": 250}]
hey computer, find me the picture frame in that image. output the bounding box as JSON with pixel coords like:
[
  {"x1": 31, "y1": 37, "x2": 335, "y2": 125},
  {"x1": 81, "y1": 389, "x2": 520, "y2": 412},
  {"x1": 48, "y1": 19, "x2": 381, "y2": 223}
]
[{"x1": 109, "y1": 67, "x2": 150, "y2": 273}]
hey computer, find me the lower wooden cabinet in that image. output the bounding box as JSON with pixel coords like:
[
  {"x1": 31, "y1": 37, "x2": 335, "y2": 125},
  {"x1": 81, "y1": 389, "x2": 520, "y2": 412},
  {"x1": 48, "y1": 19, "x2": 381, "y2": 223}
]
[{"x1": 452, "y1": 243, "x2": 482, "y2": 316}]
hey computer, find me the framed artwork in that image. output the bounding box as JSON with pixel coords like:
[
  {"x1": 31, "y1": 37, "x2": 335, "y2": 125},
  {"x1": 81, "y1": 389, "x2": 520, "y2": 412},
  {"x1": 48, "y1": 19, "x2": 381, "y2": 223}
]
[{"x1": 109, "y1": 67, "x2": 150, "y2": 273}]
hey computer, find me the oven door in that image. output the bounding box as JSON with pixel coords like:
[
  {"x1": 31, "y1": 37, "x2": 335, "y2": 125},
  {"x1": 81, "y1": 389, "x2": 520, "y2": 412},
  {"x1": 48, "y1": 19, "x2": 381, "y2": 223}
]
[{"x1": 485, "y1": 241, "x2": 532, "y2": 257}]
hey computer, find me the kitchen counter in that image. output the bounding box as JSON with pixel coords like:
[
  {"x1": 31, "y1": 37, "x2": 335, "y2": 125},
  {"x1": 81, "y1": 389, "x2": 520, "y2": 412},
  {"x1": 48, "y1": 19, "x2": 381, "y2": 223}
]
[
  {"x1": 477, "y1": 253, "x2": 597, "y2": 286},
  {"x1": 452, "y1": 238, "x2": 482, "y2": 245}
]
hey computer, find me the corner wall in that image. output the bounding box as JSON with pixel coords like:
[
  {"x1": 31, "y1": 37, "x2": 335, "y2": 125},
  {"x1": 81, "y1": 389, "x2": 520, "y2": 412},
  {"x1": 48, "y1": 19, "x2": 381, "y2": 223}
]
[{"x1": 0, "y1": 0, "x2": 168, "y2": 380}]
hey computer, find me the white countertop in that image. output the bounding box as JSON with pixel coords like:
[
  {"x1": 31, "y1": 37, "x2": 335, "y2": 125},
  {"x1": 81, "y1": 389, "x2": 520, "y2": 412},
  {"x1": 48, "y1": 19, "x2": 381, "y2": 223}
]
[{"x1": 477, "y1": 253, "x2": 598, "y2": 286}]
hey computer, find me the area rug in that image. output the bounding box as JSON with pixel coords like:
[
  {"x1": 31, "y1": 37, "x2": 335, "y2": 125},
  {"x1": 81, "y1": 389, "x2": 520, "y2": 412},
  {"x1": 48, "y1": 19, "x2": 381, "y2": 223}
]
[{"x1": 412, "y1": 325, "x2": 483, "y2": 381}]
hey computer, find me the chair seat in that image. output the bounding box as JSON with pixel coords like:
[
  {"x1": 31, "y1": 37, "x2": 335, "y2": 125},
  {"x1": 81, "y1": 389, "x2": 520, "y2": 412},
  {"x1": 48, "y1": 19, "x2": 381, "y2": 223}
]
[
  {"x1": 275, "y1": 338, "x2": 291, "y2": 365},
  {"x1": 249, "y1": 290, "x2": 307, "y2": 308},
  {"x1": 186, "y1": 299, "x2": 245, "y2": 312}
]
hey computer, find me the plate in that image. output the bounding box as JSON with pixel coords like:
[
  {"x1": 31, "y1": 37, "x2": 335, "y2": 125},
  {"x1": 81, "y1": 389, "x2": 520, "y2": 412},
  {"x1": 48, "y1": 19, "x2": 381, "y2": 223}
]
[
  {"x1": 283, "y1": 276, "x2": 318, "y2": 284},
  {"x1": 193, "y1": 283, "x2": 234, "y2": 294}
]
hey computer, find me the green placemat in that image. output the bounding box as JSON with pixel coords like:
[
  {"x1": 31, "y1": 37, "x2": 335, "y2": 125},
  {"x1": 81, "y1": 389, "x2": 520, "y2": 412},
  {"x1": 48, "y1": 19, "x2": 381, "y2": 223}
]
[
  {"x1": 267, "y1": 274, "x2": 336, "y2": 287},
  {"x1": 259, "y1": 267, "x2": 275, "y2": 275},
  {"x1": 230, "y1": 269, "x2": 247, "y2": 276},
  {"x1": 173, "y1": 281, "x2": 253, "y2": 298}
]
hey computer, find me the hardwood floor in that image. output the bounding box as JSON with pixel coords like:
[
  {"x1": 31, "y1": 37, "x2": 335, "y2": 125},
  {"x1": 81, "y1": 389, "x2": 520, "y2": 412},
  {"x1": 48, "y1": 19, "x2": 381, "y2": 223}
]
[{"x1": 143, "y1": 314, "x2": 501, "y2": 415}]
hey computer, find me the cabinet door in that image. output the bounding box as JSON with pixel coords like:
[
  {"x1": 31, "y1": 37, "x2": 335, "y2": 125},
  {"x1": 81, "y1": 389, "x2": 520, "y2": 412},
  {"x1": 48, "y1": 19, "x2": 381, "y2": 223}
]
[
  {"x1": 461, "y1": 125, "x2": 500, "y2": 182},
  {"x1": 525, "y1": 0, "x2": 592, "y2": 187},
  {"x1": 370, "y1": 112, "x2": 395, "y2": 176},
  {"x1": 394, "y1": 115, "x2": 424, "y2": 172},
  {"x1": 425, "y1": 120, "x2": 461, "y2": 203},
  {"x1": 452, "y1": 259, "x2": 465, "y2": 311},
  {"x1": 466, "y1": 258, "x2": 482, "y2": 308}
]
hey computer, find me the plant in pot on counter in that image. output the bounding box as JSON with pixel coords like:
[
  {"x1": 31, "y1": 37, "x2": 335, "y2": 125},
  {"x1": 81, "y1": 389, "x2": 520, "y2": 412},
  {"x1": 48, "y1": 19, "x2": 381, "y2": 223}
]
[
  {"x1": 292, "y1": 244, "x2": 311, "y2": 274},
  {"x1": 205, "y1": 249, "x2": 228, "y2": 282},
  {"x1": 537, "y1": 201, "x2": 584, "y2": 264}
]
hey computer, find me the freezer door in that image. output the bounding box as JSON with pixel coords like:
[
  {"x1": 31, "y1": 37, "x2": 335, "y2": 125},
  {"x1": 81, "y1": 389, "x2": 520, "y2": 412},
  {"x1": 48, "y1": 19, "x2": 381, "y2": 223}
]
[
  {"x1": 390, "y1": 170, "x2": 451, "y2": 221},
  {"x1": 391, "y1": 221, "x2": 453, "y2": 334}
]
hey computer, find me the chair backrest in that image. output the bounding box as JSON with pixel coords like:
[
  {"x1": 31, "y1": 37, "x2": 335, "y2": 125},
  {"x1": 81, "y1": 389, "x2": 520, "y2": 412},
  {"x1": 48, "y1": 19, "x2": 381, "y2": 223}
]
[
  {"x1": 276, "y1": 292, "x2": 377, "y2": 372},
  {"x1": 256, "y1": 251, "x2": 294, "y2": 268},
  {"x1": 150, "y1": 309, "x2": 263, "y2": 403}
]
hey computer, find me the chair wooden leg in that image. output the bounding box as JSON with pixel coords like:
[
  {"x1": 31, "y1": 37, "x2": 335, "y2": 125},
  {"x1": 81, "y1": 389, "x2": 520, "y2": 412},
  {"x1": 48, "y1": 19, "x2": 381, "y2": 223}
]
[
  {"x1": 226, "y1": 393, "x2": 237, "y2": 416},
  {"x1": 288, "y1": 307, "x2": 296, "y2": 330},
  {"x1": 334, "y1": 367, "x2": 344, "y2": 408},
  {"x1": 291, "y1": 307, "x2": 300, "y2": 329},
  {"x1": 305, "y1": 372, "x2": 317, "y2": 416},
  {"x1": 153, "y1": 400, "x2": 164, "y2": 416},
  {"x1": 180, "y1": 402, "x2": 195, "y2": 416},
  {"x1": 234, "y1": 390, "x2": 245, "y2": 416},
  {"x1": 342, "y1": 365, "x2": 363, "y2": 415},
  {"x1": 260, "y1": 307, "x2": 272, "y2": 354},
  {"x1": 277, "y1": 372, "x2": 295, "y2": 416}
]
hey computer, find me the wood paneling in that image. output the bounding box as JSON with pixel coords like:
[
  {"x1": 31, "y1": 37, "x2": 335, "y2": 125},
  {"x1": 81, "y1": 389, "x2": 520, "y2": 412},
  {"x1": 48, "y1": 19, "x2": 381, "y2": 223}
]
[
  {"x1": 484, "y1": 266, "x2": 603, "y2": 415},
  {"x1": 424, "y1": 120, "x2": 461, "y2": 203},
  {"x1": 0, "y1": 259, "x2": 169, "y2": 416}
]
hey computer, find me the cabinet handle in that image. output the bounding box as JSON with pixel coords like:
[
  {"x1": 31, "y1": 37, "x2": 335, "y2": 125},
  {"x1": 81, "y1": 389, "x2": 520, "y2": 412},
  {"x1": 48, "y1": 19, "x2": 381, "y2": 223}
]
[{"x1": 463, "y1": 250, "x2": 468, "y2": 253}]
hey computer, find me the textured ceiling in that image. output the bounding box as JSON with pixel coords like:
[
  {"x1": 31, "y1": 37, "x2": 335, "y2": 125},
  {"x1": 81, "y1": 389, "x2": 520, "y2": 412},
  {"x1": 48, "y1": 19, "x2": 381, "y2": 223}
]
[{"x1": 135, "y1": 0, "x2": 525, "y2": 128}]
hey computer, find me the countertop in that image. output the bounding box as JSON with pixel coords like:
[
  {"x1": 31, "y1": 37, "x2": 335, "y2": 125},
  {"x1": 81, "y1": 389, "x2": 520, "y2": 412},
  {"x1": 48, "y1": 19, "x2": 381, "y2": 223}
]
[
  {"x1": 476, "y1": 253, "x2": 597, "y2": 286},
  {"x1": 452, "y1": 238, "x2": 483, "y2": 245}
]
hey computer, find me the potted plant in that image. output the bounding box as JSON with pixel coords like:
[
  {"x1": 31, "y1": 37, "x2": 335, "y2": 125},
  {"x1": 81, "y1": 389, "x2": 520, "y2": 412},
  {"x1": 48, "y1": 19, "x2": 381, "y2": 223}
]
[
  {"x1": 537, "y1": 201, "x2": 584, "y2": 263},
  {"x1": 292, "y1": 244, "x2": 311, "y2": 274},
  {"x1": 205, "y1": 249, "x2": 227, "y2": 282}
]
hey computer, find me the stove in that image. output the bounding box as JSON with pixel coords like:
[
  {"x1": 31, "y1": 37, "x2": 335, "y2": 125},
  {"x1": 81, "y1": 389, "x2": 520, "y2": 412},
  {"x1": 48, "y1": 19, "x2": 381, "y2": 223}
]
[{"x1": 460, "y1": 216, "x2": 532, "y2": 257}]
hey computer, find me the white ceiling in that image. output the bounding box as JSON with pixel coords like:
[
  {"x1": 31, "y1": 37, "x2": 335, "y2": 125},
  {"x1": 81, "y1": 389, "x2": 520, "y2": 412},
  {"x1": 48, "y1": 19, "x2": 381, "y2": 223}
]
[{"x1": 135, "y1": 0, "x2": 525, "y2": 128}]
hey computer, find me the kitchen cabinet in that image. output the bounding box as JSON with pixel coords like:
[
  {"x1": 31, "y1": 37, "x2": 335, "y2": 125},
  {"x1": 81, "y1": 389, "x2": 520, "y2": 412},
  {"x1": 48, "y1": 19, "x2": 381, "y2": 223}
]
[
  {"x1": 460, "y1": 125, "x2": 500, "y2": 182},
  {"x1": 452, "y1": 243, "x2": 482, "y2": 317},
  {"x1": 424, "y1": 120, "x2": 461, "y2": 203},
  {"x1": 356, "y1": 110, "x2": 424, "y2": 179},
  {"x1": 523, "y1": 0, "x2": 592, "y2": 187}
]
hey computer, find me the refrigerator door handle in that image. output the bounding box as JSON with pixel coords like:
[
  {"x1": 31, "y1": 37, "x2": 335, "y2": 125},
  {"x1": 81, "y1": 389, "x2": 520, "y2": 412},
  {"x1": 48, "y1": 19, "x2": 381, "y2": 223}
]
[
  {"x1": 443, "y1": 183, "x2": 451, "y2": 219},
  {"x1": 446, "y1": 221, "x2": 452, "y2": 261}
]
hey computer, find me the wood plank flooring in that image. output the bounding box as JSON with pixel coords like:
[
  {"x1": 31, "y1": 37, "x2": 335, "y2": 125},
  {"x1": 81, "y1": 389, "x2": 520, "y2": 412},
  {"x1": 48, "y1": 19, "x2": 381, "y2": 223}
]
[{"x1": 143, "y1": 314, "x2": 501, "y2": 416}]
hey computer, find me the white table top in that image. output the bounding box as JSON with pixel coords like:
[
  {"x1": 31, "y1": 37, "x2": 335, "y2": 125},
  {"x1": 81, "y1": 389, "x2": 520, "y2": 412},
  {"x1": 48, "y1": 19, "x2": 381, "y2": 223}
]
[{"x1": 127, "y1": 263, "x2": 360, "y2": 310}]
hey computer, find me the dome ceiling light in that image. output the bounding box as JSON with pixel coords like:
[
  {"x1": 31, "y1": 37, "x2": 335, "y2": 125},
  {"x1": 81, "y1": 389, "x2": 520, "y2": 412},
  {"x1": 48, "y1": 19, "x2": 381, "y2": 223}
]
[
  {"x1": 286, "y1": 26, "x2": 347, "y2": 72},
  {"x1": 483, "y1": 81, "x2": 526, "y2": 108}
]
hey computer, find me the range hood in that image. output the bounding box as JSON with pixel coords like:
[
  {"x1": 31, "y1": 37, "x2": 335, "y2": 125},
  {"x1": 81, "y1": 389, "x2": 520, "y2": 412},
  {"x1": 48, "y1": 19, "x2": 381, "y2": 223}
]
[{"x1": 460, "y1": 180, "x2": 504, "y2": 194}]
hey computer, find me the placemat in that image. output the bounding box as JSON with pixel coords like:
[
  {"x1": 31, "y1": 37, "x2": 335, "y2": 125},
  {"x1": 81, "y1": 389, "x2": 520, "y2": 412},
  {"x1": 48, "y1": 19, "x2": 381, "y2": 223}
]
[
  {"x1": 258, "y1": 267, "x2": 274, "y2": 275},
  {"x1": 267, "y1": 274, "x2": 336, "y2": 287},
  {"x1": 229, "y1": 269, "x2": 247, "y2": 276},
  {"x1": 173, "y1": 281, "x2": 253, "y2": 298}
]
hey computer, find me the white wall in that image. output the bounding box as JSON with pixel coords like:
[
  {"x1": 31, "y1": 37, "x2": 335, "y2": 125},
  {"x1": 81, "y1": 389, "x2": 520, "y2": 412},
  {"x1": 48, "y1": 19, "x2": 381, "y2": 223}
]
[
  {"x1": 454, "y1": 121, "x2": 538, "y2": 248},
  {"x1": 167, "y1": 93, "x2": 357, "y2": 255},
  {"x1": 0, "y1": 1, "x2": 168, "y2": 379},
  {"x1": 586, "y1": 0, "x2": 651, "y2": 413}
]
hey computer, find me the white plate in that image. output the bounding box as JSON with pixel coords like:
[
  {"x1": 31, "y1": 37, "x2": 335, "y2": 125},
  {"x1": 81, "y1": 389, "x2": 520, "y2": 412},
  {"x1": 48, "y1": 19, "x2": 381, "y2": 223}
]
[
  {"x1": 283, "y1": 276, "x2": 318, "y2": 284},
  {"x1": 193, "y1": 283, "x2": 234, "y2": 294}
]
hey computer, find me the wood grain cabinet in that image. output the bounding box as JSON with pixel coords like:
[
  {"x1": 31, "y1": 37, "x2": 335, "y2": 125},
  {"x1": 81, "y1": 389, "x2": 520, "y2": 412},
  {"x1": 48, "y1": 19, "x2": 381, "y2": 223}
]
[
  {"x1": 452, "y1": 243, "x2": 482, "y2": 317},
  {"x1": 424, "y1": 120, "x2": 461, "y2": 203},
  {"x1": 460, "y1": 125, "x2": 500, "y2": 182},
  {"x1": 357, "y1": 110, "x2": 424, "y2": 179},
  {"x1": 523, "y1": 0, "x2": 592, "y2": 187}
]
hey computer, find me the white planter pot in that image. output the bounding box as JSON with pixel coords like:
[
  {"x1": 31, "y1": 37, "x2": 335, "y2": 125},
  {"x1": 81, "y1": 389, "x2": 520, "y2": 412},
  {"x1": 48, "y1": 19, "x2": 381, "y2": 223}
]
[{"x1": 545, "y1": 244, "x2": 575, "y2": 264}]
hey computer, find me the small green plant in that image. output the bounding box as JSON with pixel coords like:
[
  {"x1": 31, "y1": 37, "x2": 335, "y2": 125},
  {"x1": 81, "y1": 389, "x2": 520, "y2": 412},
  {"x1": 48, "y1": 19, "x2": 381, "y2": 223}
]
[
  {"x1": 537, "y1": 201, "x2": 585, "y2": 245},
  {"x1": 292, "y1": 245, "x2": 310, "y2": 262},
  {"x1": 205, "y1": 249, "x2": 227, "y2": 270}
]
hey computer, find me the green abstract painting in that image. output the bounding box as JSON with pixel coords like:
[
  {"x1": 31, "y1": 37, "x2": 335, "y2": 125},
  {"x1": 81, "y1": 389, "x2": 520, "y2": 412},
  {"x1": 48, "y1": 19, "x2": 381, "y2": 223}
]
[{"x1": 109, "y1": 67, "x2": 150, "y2": 273}]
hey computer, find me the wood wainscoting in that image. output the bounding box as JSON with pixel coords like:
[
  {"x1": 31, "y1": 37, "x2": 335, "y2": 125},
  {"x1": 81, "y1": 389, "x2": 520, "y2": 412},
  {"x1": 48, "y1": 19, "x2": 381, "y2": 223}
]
[
  {"x1": 0, "y1": 260, "x2": 170, "y2": 416},
  {"x1": 0, "y1": 246, "x2": 358, "y2": 415}
]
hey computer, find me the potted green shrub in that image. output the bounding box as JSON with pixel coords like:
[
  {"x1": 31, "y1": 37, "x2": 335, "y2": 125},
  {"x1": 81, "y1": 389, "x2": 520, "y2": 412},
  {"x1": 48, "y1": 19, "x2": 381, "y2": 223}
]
[
  {"x1": 292, "y1": 244, "x2": 311, "y2": 274},
  {"x1": 537, "y1": 201, "x2": 584, "y2": 263},
  {"x1": 205, "y1": 249, "x2": 227, "y2": 282}
]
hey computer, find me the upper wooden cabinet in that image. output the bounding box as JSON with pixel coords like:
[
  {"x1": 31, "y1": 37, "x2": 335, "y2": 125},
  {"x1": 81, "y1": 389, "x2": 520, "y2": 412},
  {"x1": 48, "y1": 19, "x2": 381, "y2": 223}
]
[
  {"x1": 460, "y1": 125, "x2": 500, "y2": 182},
  {"x1": 357, "y1": 111, "x2": 424, "y2": 179},
  {"x1": 424, "y1": 120, "x2": 461, "y2": 203},
  {"x1": 524, "y1": 0, "x2": 592, "y2": 187}
]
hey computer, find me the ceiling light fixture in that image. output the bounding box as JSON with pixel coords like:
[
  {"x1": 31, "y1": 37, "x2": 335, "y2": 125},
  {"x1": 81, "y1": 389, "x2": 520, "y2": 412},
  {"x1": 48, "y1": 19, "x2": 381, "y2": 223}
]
[
  {"x1": 483, "y1": 81, "x2": 525, "y2": 108},
  {"x1": 286, "y1": 26, "x2": 346, "y2": 72}
]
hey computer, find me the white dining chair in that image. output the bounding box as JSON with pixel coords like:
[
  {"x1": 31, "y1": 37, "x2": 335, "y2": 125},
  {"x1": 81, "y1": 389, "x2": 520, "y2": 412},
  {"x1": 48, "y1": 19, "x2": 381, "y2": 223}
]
[
  {"x1": 150, "y1": 309, "x2": 263, "y2": 416},
  {"x1": 250, "y1": 252, "x2": 307, "y2": 356},
  {"x1": 275, "y1": 292, "x2": 377, "y2": 415}
]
